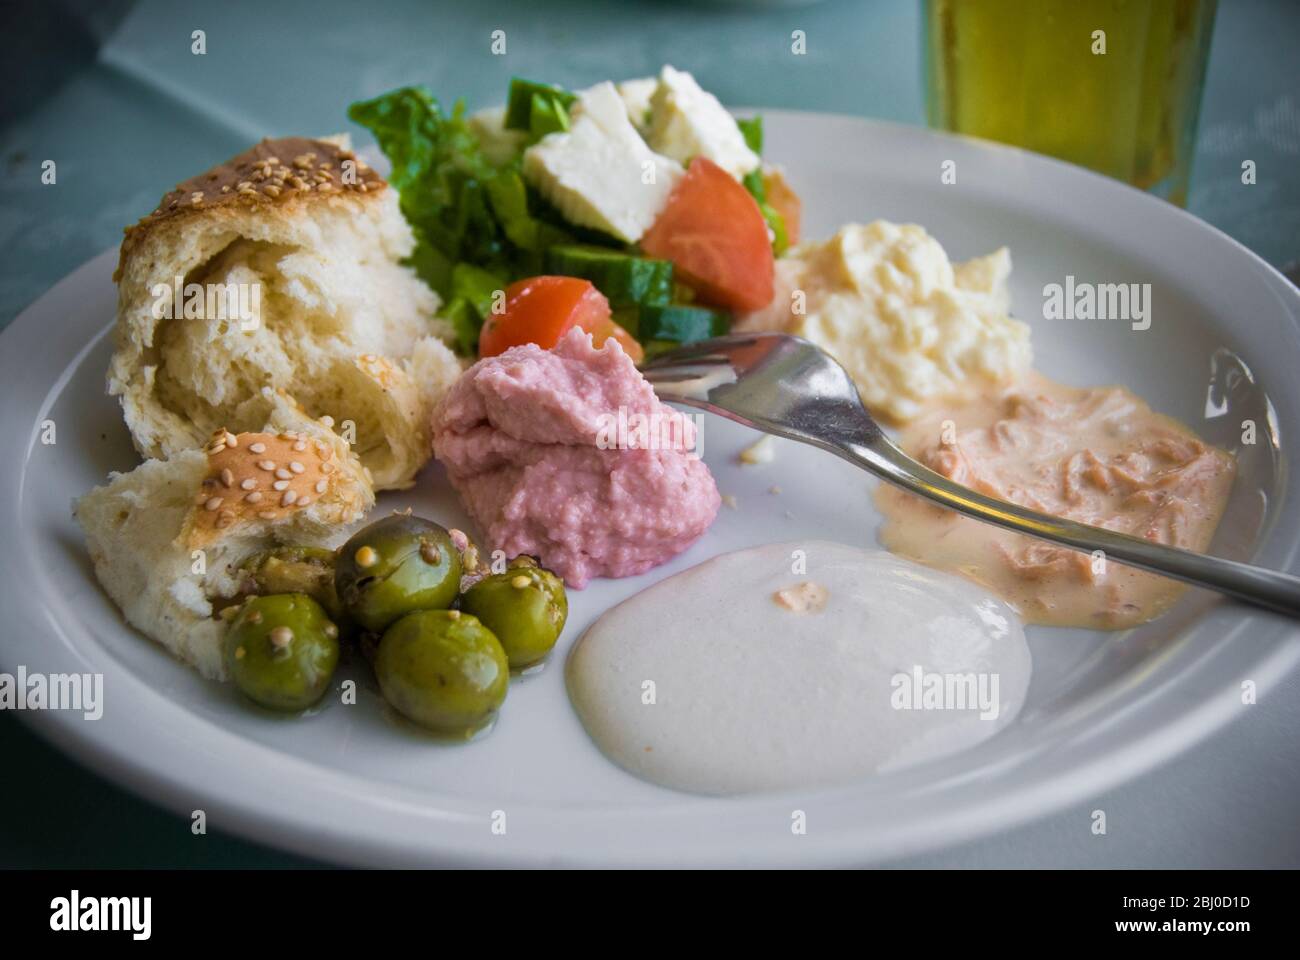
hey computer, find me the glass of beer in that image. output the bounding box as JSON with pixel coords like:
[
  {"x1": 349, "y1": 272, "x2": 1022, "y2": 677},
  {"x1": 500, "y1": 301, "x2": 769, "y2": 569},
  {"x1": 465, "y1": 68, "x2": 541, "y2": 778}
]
[{"x1": 923, "y1": 0, "x2": 1218, "y2": 206}]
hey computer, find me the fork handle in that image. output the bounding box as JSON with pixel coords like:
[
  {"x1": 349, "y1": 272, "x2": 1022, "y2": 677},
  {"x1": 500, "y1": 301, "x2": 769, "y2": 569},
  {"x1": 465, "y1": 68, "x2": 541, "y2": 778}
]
[{"x1": 845, "y1": 437, "x2": 1300, "y2": 619}]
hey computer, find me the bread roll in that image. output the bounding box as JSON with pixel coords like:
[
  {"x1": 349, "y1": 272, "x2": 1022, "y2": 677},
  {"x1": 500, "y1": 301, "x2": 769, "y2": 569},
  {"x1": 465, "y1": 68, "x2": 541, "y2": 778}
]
[
  {"x1": 109, "y1": 136, "x2": 463, "y2": 491},
  {"x1": 75, "y1": 390, "x2": 374, "y2": 680}
]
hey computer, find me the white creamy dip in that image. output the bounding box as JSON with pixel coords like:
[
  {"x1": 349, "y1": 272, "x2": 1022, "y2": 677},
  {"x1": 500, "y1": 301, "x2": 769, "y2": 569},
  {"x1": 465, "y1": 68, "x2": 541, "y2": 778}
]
[{"x1": 566, "y1": 541, "x2": 1031, "y2": 795}]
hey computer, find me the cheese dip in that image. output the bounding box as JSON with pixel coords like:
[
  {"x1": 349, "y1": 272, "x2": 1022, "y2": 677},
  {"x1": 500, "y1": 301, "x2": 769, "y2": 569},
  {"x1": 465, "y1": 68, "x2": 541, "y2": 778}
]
[{"x1": 736, "y1": 221, "x2": 1031, "y2": 423}]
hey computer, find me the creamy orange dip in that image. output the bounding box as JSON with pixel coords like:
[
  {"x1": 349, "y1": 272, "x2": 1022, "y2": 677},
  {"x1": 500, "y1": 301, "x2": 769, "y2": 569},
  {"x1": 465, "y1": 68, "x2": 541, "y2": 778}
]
[{"x1": 874, "y1": 373, "x2": 1236, "y2": 629}]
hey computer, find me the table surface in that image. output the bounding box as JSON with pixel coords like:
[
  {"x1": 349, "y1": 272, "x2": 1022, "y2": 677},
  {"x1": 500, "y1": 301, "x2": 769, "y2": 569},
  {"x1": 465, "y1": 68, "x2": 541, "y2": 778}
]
[{"x1": 2, "y1": 0, "x2": 1298, "y2": 869}]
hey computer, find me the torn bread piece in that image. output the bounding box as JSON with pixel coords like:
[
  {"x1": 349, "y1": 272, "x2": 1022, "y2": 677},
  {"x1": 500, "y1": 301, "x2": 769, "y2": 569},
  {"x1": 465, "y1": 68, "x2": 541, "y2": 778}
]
[
  {"x1": 74, "y1": 391, "x2": 374, "y2": 680},
  {"x1": 109, "y1": 135, "x2": 463, "y2": 490}
]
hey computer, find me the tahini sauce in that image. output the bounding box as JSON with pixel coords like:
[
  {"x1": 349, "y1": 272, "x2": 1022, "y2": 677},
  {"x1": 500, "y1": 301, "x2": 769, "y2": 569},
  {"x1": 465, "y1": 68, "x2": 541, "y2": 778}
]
[{"x1": 566, "y1": 541, "x2": 1030, "y2": 795}]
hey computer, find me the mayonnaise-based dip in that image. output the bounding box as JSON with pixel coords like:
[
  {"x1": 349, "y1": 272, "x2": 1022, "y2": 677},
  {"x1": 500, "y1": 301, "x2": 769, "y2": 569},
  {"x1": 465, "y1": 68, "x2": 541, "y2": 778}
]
[
  {"x1": 875, "y1": 373, "x2": 1236, "y2": 628},
  {"x1": 566, "y1": 541, "x2": 1031, "y2": 795},
  {"x1": 735, "y1": 221, "x2": 1031, "y2": 423}
]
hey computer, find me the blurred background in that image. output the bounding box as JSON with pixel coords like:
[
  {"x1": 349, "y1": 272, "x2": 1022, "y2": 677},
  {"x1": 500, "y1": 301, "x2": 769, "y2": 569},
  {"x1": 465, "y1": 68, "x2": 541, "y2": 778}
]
[{"x1": 1, "y1": 0, "x2": 1297, "y2": 867}]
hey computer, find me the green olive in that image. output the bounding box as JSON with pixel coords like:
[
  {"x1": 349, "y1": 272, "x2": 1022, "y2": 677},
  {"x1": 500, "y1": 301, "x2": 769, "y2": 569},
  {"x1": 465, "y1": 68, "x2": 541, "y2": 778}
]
[
  {"x1": 335, "y1": 515, "x2": 462, "y2": 633},
  {"x1": 223, "y1": 594, "x2": 340, "y2": 712},
  {"x1": 375, "y1": 610, "x2": 508, "y2": 736},
  {"x1": 460, "y1": 566, "x2": 567, "y2": 669},
  {"x1": 238, "y1": 546, "x2": 345, "y2": 621}
]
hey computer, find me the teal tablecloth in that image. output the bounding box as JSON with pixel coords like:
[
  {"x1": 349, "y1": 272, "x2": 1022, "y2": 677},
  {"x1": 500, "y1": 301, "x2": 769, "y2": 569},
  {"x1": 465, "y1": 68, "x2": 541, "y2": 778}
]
[{"x1": 1, "y1": 0, "x2": 1297, "y2": 868}]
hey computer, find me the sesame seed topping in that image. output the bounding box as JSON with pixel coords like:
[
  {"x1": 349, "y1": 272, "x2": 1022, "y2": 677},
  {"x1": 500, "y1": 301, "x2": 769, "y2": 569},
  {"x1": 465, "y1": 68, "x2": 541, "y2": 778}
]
[
  {"x1": 280, "y1": 490, "x2": 297, "y2": 507},
  {"x1": 275, "y1": 468, "x2": 292, "y2": 480},
  {"x1": 289, "y1": 461, "x2": 305, "y2": 474},
  {"x1": 248, "y1": 442, "x2": 266, "y2": 454},
  {"x1": 314, "y1": 479, "x2": 328, "y2": 494},
  {"x1": 224, "y1": 433, "x2": 238, "y2": 447},
  {"x1": 257, "y1": 460, "x2": 276, "y2": 471},
  {"x1": 204, "y1": 496, "x2": 224, "y2": 511},
  {"x1": 220, "y1": 468, "x2": 234, "y2": 488},
  {"x1": 292, "y1": 440, "x2": 307, "y2": 452},
  {"x1": 320, "y1": 462, "x2": 335, "y2": 474},
  {"x1": 296, "y1": 496, "x2": 311, "y2": 507},
  {"x1": 263, "y1": 184, "x2": 281, "y2": 198},
  {"x1": 245, "y1": 491, "x2": 263, "y2": 503},
  {"x1": 272, "y1": 479, "x2": 290, "y2": 491},
  {"x1": 240, "y1": 478, "x2": 256, "y2": 490},
  {"x1": 258, "y1": 510, "x2": 277, "y2": 520}
]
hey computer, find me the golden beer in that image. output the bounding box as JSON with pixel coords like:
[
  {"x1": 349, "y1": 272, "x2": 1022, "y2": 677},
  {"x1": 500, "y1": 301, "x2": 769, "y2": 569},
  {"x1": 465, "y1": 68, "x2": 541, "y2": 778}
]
[{"x1": 924, "y1": 0, "x2": 1218, "y2": 205}]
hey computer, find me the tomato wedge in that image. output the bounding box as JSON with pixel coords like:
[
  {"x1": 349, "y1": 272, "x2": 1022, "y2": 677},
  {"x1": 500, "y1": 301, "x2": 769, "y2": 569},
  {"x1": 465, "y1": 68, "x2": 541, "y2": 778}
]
[
  {"x1": 640, "y1": 157, "x2": 775, "y2": 313},
  {"x1": 477, "y1": 275, "x2": 643, "y2": 363},
  {"x1": 579, "y1": 314, "x2": 644, "y2": 364}
]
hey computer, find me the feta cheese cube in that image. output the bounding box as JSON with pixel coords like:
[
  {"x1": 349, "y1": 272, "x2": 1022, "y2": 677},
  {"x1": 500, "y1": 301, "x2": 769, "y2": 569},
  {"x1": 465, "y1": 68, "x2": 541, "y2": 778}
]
[
  {"x1": 645, "y1": 65, "x2": 760, "y2": 179},
  {"x1": 616, "y1": 77, "x2": 658, "y2": 132},
  {"x1": 523, "y1": 82, "x2": 683, "y2": 243}
]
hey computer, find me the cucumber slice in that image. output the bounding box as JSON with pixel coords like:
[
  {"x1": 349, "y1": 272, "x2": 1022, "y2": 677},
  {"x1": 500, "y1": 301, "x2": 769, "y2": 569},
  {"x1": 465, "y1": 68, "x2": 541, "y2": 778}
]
[
  {"x1": 505, "y1": 78, "x2": 576, "y2": 131},
  {"x1": 544, "y1": 245, "x2": 673, "y2": 307},
  {"x1": 528, "y1": 92, "x2": 571, "y2": 140},
  {"x1": 636, "y1": 304, "x2": 730, "y2": 343}
]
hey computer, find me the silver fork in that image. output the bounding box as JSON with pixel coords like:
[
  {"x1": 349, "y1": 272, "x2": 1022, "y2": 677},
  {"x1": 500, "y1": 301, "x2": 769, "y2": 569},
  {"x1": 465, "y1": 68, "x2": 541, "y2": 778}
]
[{"x1": 641, "y1": 333, "x2": 1300, "y2": 620}]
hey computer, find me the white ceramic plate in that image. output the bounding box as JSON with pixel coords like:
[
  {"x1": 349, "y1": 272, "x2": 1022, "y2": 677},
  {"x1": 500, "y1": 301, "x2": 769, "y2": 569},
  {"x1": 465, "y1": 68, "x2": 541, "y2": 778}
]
[{"x1": 3, "y1": 112, "x2": 1299, "y2": 867}]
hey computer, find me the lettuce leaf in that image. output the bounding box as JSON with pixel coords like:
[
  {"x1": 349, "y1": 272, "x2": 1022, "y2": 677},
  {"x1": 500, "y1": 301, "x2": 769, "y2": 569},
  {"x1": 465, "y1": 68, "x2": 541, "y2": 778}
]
[{"x1": 348, "y1": 88, "x2": 508, "y2": 298}]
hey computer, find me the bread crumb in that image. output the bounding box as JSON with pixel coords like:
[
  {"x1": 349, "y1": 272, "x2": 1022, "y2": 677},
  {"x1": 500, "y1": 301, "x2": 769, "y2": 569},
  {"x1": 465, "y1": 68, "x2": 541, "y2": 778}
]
[
  {"x1": 738, "y1": 435, "x2": 775, "y2": 465},
  {"x1": 773, "y1": 582, "x2": 829, "y2": 614}
]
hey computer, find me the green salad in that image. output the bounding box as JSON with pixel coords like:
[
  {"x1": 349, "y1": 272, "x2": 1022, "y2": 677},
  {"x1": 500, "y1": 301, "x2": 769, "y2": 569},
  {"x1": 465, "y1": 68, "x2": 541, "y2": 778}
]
[{"x1": 349, "y1": 70, "x2": 791, "y2": 358}]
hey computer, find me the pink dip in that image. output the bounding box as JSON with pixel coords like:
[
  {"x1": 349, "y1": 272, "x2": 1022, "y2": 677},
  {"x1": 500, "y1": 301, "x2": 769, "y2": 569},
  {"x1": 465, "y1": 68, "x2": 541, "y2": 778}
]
[
  {"x1": 875, "y1": 373, "x2": 1236, "y2": 628},
  {"x1": 432, "y1": 328, "x2": 720, "y2": 588}
]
